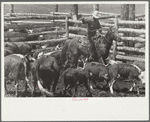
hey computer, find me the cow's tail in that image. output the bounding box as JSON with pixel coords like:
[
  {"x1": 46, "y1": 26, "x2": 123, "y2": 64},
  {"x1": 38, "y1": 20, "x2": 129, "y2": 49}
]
[
  {"x1": 23, "y1": 58, "x2": 33, "y2": 93},
  {"x1": 61, "y1": 41, "x2": 69, "y2": 67},
  {"x1": 36, "y1": 62, "x2": 54, "y2": 97}
]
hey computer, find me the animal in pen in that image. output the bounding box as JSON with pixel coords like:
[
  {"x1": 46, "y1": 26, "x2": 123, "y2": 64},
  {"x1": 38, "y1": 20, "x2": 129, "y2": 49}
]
[
  {"x1": 31, "y1": 56, "x2": 60, "y2": 97},
  {"x1": 60, "y1": 67, "x2": 92, "y2": 97},
  {"x1": 5, "y1": 54, "x2": 34, "y2": 97}
]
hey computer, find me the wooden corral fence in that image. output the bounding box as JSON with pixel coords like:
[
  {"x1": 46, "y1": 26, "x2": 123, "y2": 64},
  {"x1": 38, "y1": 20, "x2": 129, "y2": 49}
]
[
  {"x1": 63, "y1": 11, "x2": 145, "y2": 63},
  {"x1": 4, "y1": 11, "x2": 145, "y2": 63},
  {"x1": 4, "y1": 13, "x2": 70, "y2": 48}
]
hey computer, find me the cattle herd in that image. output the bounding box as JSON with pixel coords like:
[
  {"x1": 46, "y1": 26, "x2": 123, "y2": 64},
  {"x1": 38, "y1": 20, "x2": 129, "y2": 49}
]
[{"x1": 4, "y1": 26, "x2": 146, "y2": 97}]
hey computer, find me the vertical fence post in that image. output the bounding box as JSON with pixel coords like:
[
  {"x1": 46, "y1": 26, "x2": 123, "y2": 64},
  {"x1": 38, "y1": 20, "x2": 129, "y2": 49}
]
[
  {"x1": 10, "y1": 4, "x2": 14, "y2": 17},
  {"x1": 10, "y1": 4, "x2": 14, "y2": 26},
  {"x1": 112, "y1": 15, "x2": 118, "y2": 60},
  {"x1": 52, "y1": 12, "x2": 54, "y2": 23},
  {"x1": 65, "y1": 15, "x2": 69, "y2": 39}
]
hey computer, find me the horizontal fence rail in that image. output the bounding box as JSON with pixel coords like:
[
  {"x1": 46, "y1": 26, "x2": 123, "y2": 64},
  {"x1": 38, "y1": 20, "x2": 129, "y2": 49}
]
[
  {"x1": 19, "y1": 37, "x2": 67, "y2": 45},
  {"x1": 118, "y1": 28, "x2": 145, "y2": 34},
  {"x1": 118, "y1": 20, "x2": 145, "y2": 26},
  {"x1": 5, "y1": 23, "x2": 54, "y2": 30},
  {"x1": 120, "y1": 36, "x2": 145, "y2": 43},
  {"x1": 4, "y1": 30, "x2": 66, "y2": 38},
  {"x1": 116, "y1": 55, "x2": 145, "y2": 62},
  {"x1": 4, "y1": 15, "x2": 68, "y2": 21},
  {"x1": 117, "y1": 46, "x2": 145, "y2": 54}
]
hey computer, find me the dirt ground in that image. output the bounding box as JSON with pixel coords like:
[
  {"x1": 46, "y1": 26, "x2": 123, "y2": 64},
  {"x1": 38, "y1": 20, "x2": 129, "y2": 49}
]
[{"x1": 4, "y1": 72, "x2": 145, "y2": 97}]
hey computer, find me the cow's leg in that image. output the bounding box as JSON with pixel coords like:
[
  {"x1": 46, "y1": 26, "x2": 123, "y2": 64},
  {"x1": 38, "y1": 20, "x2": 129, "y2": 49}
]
[
  {"x1": 15, "y1": 80, "x2": 19, "y2": 97},
  {"x1": 66, "y1": 85, "x2": 73, "y2": 97},
  {"x1": 64, "y1": 59, "x2": 69, "y2": 68},
  {"x1": 84, "y1": 81, "x2": 92, "y2": 96},
  {"x1": 52, "y1": 75, "x2": 59, "y2": 93},
  {"x1": 5, "y1": 78, "x2": 7, "y2": 93},
  {"x1": 32, "y1": 79, "x2": 37, "y2": 97},
  {"x1": 129, "y1": 82, "x2": 136, "y2": 92},
  {"x1": 63, "y1": 87, "x2": 66, "y2": 96},
  {"x1": 109, "y1": 79, "x2": 116, "y2": 94},
  {"x1": 25, "y1": 80, "x2": 28, "y2": 96},
  {"x1": 73, "y1": 83, "x2": 79, "y2": 97},
  {"x1": 98, "y1": 57, "x2": 105, "y2": 65},
  {"x1": 82, "y1": 58, "x2": 87, "y2": 70},
  {"x1": 136, "y1": 87, "x2": 140, "y2": 95},
  {"x1": 89, "y1": 73, "x2": 97, "y2": 89}
]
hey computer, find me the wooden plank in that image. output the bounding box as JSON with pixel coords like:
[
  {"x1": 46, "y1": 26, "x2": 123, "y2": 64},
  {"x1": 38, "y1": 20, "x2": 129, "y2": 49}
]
[
  {"x1": 21, "y1": 37, "x2": 67, "y2": 45},
  {"x1": 118, "y1": 28, "x2": 145, "y2": 34},
  {"x1": 52, "y1": 12, "x2": 144, "y2": 17},
  {"x1": 117, "y1": 46, "x2": 145, "y2": 54},
  {"x1": 69, "y1": 33, "x2": 86, "y2": 38},
  {"x1": 68, "y1": 19, "x2": 114, "y2": 26},
  {"x1": 135, "y1": 13, "x2": 145, "y2": 18},
  {"x1": 68, "y1": 19, "x2": 82, "y2": 24},
  {"x1": 98, "y1": 11, "x2": 120, "y2": 16},
  {"x1": 101, "y1": 22, "x2": 114, "y2": 27},
  {"x1": 116, "y1": 55, "x2": 145, "y2": 62},
  {"x1": 65, "y1": 15, "x2": 69, "y2": 39},
  {"x1": 109, "y1": 50, "x2": 125, "y2": 55},
  {"x1": 112, "y1": 16, "x2": 118, "y2": 60},
  {"x1": 6, "y1": 13, "x2": 53, "y2": 16},
  {"x1": 4, "y1": 30, "x2": 66, "y2": 38},
  {"x1": 69, "y1": 26, "x2": 107, "y2": 34},
  {"x1": 69, "y1": 26, "x2": 87, "y2": 32},
  {"x1": 32, "y1": 46, "x2": 56, "y2": 52},
  {"x1": 121, "y1": 36, "x2": 145, "y2": 43},
  {"x1": 4, "y1": 23, "x2": 54, "y2": 30},
  {"x1": 118, "y1": 20, "x2": 145, "y2": 26},
  {"x1": 4, "y1": 15, "x2": 67, "y2": 21},
  {"x1": 53, "y1": 12, "x2": 91, "y2": 16}
]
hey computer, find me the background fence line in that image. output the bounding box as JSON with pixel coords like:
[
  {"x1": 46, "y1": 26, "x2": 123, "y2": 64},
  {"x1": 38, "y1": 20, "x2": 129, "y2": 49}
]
[{"x1": 4, "y1": 9, "x2": 145, "y2": 62}]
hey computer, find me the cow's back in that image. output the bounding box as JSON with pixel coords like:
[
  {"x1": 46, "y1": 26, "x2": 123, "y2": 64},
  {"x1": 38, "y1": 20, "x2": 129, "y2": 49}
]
[
  {"x1": 84, "y1": 62, "x2": 107, "y2": 75},
  {"x1": 5, "y1": 42, "x2": 19, "y2": 53},
  {"x1": 5, "y1": 55, "x2": 25, "y2": 80},
  {"x1": 117, "y1": 63, "x2": 140, "y2": 78},
  {"x1": 14, "y1": 42, "x2": 32, "y2": 55}
]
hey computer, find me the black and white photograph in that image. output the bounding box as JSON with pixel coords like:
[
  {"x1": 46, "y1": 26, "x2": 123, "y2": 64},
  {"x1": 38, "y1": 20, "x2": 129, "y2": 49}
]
[{"x1": 1, "y1": 1, "x2": 149, "y2": 121}]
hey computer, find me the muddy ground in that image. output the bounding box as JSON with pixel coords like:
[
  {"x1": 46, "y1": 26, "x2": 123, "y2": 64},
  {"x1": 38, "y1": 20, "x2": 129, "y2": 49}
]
[{"x1": 5, "y1": 72, "x2": 145, "y2": 97}]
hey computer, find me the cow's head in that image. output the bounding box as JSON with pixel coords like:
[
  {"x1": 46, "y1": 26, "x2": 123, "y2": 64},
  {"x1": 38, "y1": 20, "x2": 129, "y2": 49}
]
[{"x1": 98, "y1": 65, "x2": 109, "y2": 80}]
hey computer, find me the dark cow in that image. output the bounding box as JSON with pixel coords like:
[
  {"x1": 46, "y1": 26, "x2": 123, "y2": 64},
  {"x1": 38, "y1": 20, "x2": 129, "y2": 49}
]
[
  {"x1": 83, "y1": 62, "x2": 109, "y2": 91},
  {"x1": 34, "y1": 50, "x2": 61, "y2": 66},
  {"x1": 14, "y1": 28, "x2": 30, "y2": 33},
  {"x1": 5, "y1": 42, "x2": 32, "y2": 56},
  {"x1": 32, "y1": 27, "x2": 55, "y2": 33},
  {"x1": 4, "y1": 49, "x2": 13, "y2": 56},
  {"x1": 107, "y1": 62, "x2": 145, "y2": 95},
  {"x1": 7, "y1": 35, "x2": 39, "y2": 42},
  {"x1": 31, "y1": 56, "x2": 60, "y2": 97},
  {"x1": 60, "y1": 67, "x2": 92, "y2": 97},
  {"x1": 14, "y1": 42, "x2": 32, "y2": 55},
  {"x1": 5, "y1": 42, "x2": 19, "y2": 55},
  {"x1": 5, "y1": 54, "x2": 34, "y2": 97}
]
